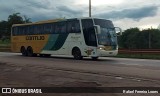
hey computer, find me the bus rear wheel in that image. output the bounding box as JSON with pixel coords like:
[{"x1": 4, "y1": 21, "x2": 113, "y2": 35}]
[
  {"x1": 27, "y1": 47, "x2": 33, "y2": 57},
  {"x1": 21, "y1": 47, "x2": 27, "y2": 56},
  {"x1": 72, "y1": 48, "x2": 83, "y2": 60}
]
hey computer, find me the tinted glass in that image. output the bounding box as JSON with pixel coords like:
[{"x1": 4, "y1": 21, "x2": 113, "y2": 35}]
[
  {"x1": 44, "y1": 23, "x2": 52, "y2": 34},
  {"x1": 12, "y1": 27, "x2": 17, "y2": 36},
  {"x1": 82, "y1": 19, "x2": 97, "y2": 47},
  {"x1": 55, "y1": 22, "x2": 67, "y2": 33},
  {"x1": 94, "y1": 19, "x2": 114, "y2": 28},
  {"x1": 94, "y1": 19, "x2": 117, "y2": 46},
  {"x1": 67, "y1": 20, "x2": 80, "y2": 33}
]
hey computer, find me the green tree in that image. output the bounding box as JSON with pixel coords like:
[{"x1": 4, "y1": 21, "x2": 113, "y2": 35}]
[
  {"x1": 0, "y1": 13, "x2": 32, "y2": 40},
  {"x1": 135, "y1": 30, "x2": 148, "y2": 49},
  {"x1": 118, "y1": 28, "x2": 140, "y2": 49},
  {"x1": 118, "y1": 28, "x2": 160, "y2": 49},
  {"x1": 7, "y1": 13, "x2": 24, "y2": 35},
  {"x1": 148, "y1": 29, "x2": 160, "y2": 49},
  {"x1": 23, "y1": 15, "x2": 32, "y2": 23},
  {"x1": 6, "y1": 13, "x2": 31, "y2": 37},
  {"x1": 0, "y1": 20, "x2": 8, "y2": 38}
]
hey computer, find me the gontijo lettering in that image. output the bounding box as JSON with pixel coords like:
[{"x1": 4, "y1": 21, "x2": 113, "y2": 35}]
[{"x1": 26, "y1": 36, "x2": 45, "y2": 40}]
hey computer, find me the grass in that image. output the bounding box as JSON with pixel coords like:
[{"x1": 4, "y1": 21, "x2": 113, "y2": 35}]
[
  {"x1": 0, "y1": 39, "x2": 10, "y2": 44},
  {"x1": 116, "y1": 53, "x2": 160, "y2": 59},
  {"x1": 0, "y1": 39, "x2": 10, "y2": 47},
  {"x1": 0, "y1": 39, "x2": 11, "y2": 52}
]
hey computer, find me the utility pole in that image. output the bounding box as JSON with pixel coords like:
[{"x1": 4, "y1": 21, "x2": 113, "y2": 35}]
[
  {"x1": 149, "y1": 31, "x2": 151, "y2": 49},
  {"x1": 89, "y1": 0, "x2": 91, "y2": 17},
  {"x1": 149, "y1": 26, "x2": 152, "y2": 49}
]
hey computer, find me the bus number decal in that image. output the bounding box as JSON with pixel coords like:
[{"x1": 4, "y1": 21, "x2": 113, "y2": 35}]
[{"x1": 26, "y1": 36, "x2": 45, "y2": 40}]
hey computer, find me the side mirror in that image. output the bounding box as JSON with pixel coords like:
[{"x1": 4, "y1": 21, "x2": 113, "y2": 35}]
[
  {"x1": 94, "y1": 25, "x2": 101, "y2": 34},
  {"x1": 115, "y1": 27, "x2": 122, "y2": 36}
]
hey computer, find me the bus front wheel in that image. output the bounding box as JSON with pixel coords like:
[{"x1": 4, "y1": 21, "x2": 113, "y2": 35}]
[
  {"x1": 72, "y1": 48, "x2": 83, "y2": 60},
  {"x1": 92, "y1": 57, "x2": 99, "y2": 60}
]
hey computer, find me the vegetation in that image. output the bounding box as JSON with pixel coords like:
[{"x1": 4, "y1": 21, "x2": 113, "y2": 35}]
[
  {"x1": 0, "y1": 13, "x2": 31, "y2": 39},
  {"x1": 0, "y1": 13, "x2": 31, "y2": 52},
  {"x1": 0, "y1": 39, "x2": 10, "y2": 52},
  {"x1": 118, "y1": 28, "x2": 160, "y2": 49}
]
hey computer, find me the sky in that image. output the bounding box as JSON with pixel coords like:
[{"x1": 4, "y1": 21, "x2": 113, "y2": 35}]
[{"x1": 0, "y1": 0, "x2": 160, "y2": 30}]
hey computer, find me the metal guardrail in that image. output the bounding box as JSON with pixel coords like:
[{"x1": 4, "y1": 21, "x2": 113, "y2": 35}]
[
  {"x1": 118, "y1": 49, "x2": 160, "y2": 54},
  {"x1": 0, "y1": 47, "x2": 11, "y2": 52}
]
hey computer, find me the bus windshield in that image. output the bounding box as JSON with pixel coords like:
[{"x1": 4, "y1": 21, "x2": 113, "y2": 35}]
[{"x1": 94, "y1": 19, "x2": 117, "y2": 46}]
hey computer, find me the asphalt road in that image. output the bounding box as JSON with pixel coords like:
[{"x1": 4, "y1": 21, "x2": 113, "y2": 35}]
[
  {"x1": 0, "y1": 52, "x2": 160, "y2": 96},
  {"x1": 1, "y1": 52, "x2": 160, "y2": 80}
]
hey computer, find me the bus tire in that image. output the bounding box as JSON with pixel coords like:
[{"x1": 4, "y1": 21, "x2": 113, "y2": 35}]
[
  {"x1": 72, "y1": 48, "x2": 83, "y2": 60},
  {"x1": 27, "y1": 47, "x2": 33, "y2": 57},
  {"x1": 44, "y1": 54, "x2": 51, "y2": 57},
  {"x1": 21, "y1": 47, "x2": 27, "y2": 56},
  {"x1": 92, "y1": 57, "x2": 99, "y2": 60},
  {"x1": 33, "y1": 53, "x2": 37, "y2": 57},
  {"x1": 40, "y1": 54, "x2": 51, "y2": 57},
  {"x1": 39, "y1": 54, "x2": 44, "y2": 57}
]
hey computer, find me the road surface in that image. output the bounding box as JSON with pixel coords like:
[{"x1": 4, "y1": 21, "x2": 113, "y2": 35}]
[{"x1": 0, "y1": 52, "x2": 160, "y2": 96}]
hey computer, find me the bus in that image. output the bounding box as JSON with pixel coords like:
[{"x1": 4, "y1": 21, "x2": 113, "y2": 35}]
[{"x1": 11, "y1": 17, "x2": 121, "y2": 60}]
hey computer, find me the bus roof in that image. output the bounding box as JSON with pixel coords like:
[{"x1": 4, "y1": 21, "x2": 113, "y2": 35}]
[
  {"x1": 12, "y1": 18, "x2": 65, "y2": 27},
  {"x1": 12, "y1": 17, "x2": 111, "y2": 27}
]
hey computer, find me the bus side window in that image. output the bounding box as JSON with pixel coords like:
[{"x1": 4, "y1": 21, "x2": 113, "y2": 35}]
[
  {"x1": 23, "y1": 26, "x2": 26, "y2": 35},
  {"x1": 19, "y1": 26, "x2": 22, "y2": 35},
  {"x1": 61, "y1": 22, "x2": 67, "y2": 33},
  {"x1": 82, "y1": 19, "x2": 97, "y2": 47},
  {"x1": 38, "y1": 25, "x2": 43, "y2": 34},
  {"x1": 17, "y1": 27, "x2": 21, "y2": 35},
  {"x1": 12, "y1": 27, "x2": 17, "y2": 36},
  {"x1": 21, "y1": 26, "x2": 24, "y2": 35},
  {"x1": 44, "y1": 23, "x2": 52, "y2": 34},
  {"x1": 41, "y1": 25, "x2": 44, "y2": 34},
  {"x1": 15, "y1": 27, "x2": 18, "y2": 36},
  {"x1": 54, "y1": 22, "x2": 67, "y2": 34},
  {"x1": 25, "y1": 26, "x2": 29, "y2": 35},
  {"x1": 34, "y1": 25, "x2": 38, "y2": 35},
  {"x1": 26, "y1": 26, "x2": 29, "y2": 35},
  {"x1": 55, "y1": 22, "x2": 59, "y2": 34},
  {"x1": 17, "y1": 27, "x2": 20, "y2": 35},
  {"x1": 51, "y1": 23, "x2": 55, "y2": 34},
  {"x1": 67, "y1": 21, "x2": 72, "y2": 33},
  {"x1": 30, "y1": 26, "x2": 34, "y2": 35},
  {"x1": 29, "y1": 26, "x2": 32, "y2": 35},
  {"x1": 67, "y1": 20, "x2": 80, "y2": 33},
  {"x1": 74, "y1": 20, "x2": 81, "y2": 33},
  {"x1": 28, "y1": 26, "x2": 31, "y2": 35}
]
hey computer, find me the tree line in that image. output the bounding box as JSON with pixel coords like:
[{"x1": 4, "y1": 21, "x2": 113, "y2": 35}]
[
  {"x1": 118, "y1": 28, "x2": 160, "y2": 49},
  {"x1": 1, "y1": 13, "x2": 160, "y2": 49},
  {"x1": 0, "y1": 13, "x2": 31, "y2": 39}
]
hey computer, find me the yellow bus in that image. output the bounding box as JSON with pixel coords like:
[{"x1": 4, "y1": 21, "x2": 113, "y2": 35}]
[{"x1": 11, "y1": 17, "x2": 121, "y2": 60}]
